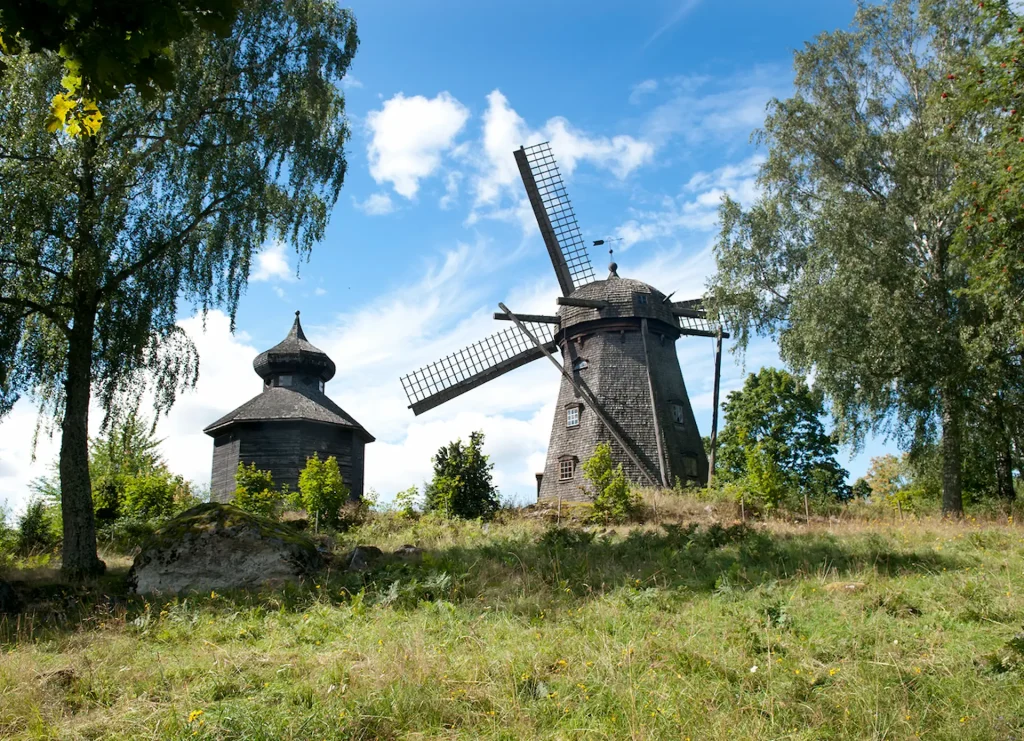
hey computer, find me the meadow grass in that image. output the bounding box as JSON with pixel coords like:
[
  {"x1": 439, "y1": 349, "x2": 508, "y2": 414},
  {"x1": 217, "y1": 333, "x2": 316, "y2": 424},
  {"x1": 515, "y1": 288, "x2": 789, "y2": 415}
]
[{"x1": 1, "y1": 498, "x2": 1023, "y2": 740}]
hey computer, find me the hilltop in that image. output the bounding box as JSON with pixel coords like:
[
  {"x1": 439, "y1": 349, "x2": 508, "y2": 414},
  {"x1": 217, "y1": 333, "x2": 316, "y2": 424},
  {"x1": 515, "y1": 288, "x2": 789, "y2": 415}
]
[{"x1": 2, "y1": 496, "x2": 1023, "y2": 740}]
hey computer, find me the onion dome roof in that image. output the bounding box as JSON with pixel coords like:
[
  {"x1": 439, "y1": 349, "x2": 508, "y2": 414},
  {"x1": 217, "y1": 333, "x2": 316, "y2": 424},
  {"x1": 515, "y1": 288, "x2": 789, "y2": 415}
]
[{"x1": 252, "y1": 311, "x2": 336, "y2": 382}]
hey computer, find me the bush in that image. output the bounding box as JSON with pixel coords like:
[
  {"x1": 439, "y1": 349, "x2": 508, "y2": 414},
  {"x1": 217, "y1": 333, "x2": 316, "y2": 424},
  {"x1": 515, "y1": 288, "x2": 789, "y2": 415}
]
[
  {"x1": 233, "y1": 462, "x2": 284, "y2": 518},
  {"x1": 295, "y1": 454, "x2": 349, "y2": 531},
  {"x1": 424, "y1": 431, "x2": 499, "y2": 520},
  {"x1": 97, "y1": 516, "x2": 159, "y2": 553},
  {"x1": 393, "y1": 486, "x2": 420, "y2": 517},
  {"x1": 17, "y1": 499, "x2": 57, "y2": 554},
  {"x1": 121, "y1": 472, "x2": 183, "y2": 519},
  {"x1": 583, "y1": 443, "x2": 639, "y2": 523}
]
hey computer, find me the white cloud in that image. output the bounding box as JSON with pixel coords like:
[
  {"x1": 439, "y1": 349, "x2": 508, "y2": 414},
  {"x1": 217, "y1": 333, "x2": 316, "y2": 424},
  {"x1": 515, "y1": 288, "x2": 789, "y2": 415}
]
[
  {"x1": 353, "y1": 192, "x2": 396, "y2": 216},
  {"x1": 614, "y1": 155, "x2": 763, "y2": 249},
  {"x1": 473, "y1": 90, "x2": 532, "y2": 208},
  {"x1": 366, "y1": 92, "x2": 470, "y2": 199},
  {"x1": 629, "y1": 79, "x2": 658, "y2": 104},
  {"x1": 640, "y1": 67, "x2": 788, "y2": 150},
  {"x1": 251, "y1": 241, "x2": 295, "y2": 282},
  {"x1": 469, "y1": 90, "x2": 654, "y2": 227},
  {"x1": 314, "y1": 287, "x2": 327, "y2": 297},
  {"x1": 342, "y1": 76, "x2": 364, "y2": 90},
  {"x1": 545, "y1": 118, "x2": 654, "y2": 179},
  {"x1": 438, "y1": 171, "x2": 462, "y2": 210},
  {"x1": 272, "y1": 286, "x2": 286, "y2": 299}
]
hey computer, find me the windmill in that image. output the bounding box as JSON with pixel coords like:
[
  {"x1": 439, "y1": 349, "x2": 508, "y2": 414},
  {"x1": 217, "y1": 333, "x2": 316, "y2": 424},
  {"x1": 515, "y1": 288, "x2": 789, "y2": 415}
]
[{"x1": 400, "y1": 142, "x2": 728, "y2": 502}]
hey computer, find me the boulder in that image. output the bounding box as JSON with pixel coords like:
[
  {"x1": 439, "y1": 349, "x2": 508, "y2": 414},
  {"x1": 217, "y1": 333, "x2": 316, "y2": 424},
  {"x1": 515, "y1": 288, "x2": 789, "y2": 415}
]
[
  {"x1": 346, "y1": 545, "x2": 384, "y2": 572},
  {"x1": 127, "y1": 503, "x2": 324, "y2": 595}
]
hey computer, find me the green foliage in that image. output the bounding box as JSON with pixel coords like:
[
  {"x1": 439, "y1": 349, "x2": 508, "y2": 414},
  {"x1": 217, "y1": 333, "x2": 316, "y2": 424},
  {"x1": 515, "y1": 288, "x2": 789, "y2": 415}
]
[
  {"x1": 851, "y1": 478, "x2": 872, "y2": 500},
  {"x1": 296, "y1": 454, "x2": 349, "y2": 531},
  {"x1": 121, "y1": 471, "x2": 188, "y2": 520},
  {"x1": 393, "y1": 486, "x2": 420, "y2": 518},
  {"x1": 16, "y1": 499, "x2": 57, "y2": 554},
  {"x1": 706, "y1": 0, "x2": 1016, "y2": 516},
  {"x1": 0, "y1": 0, "x2": 358, "y2": 574},
  {"x1": 582, "y1": 442, "x2": 639, "y2": 522},
  {"x1": 89, "y1": 412, "x2": 166, "y2": 521},
  {"x1": 0, "y1": 0, "x2": 241, "y2": 105},
  {"x1": 945, "y1": 4, "x2": 1024, "y2": 448},
  {"x1": 716, "y1": 368, "x2": 850, "y2": 510},
  {"x1": 233, "y1": 462, "x2": 283, "y2": 518},
  {"x1": 424, "y1": 431, "x2": 499, "y2": 520}
]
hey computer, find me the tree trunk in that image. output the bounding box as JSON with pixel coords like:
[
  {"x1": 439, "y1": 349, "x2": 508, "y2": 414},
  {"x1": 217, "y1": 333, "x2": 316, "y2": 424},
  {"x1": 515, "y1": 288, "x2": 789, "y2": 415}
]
[
  {"x1": 940, "y1": 391, "x2": 964, "y2": 518},
  {"x1": 59, "y1": 310, "x2": 104, "y2": 579}
]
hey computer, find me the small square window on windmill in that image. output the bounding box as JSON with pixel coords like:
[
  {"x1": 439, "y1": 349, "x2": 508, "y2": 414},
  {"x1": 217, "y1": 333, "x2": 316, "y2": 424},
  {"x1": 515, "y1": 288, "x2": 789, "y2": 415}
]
[{"x1": 398, "y1": 141, "x2": 730, "y2": 499}]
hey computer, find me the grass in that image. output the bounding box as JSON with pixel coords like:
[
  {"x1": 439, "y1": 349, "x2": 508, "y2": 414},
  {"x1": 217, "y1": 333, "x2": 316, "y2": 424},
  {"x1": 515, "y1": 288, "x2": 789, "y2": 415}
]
[{"x1": 2, "y1": 496, "x2": 1023, "y2": 740}]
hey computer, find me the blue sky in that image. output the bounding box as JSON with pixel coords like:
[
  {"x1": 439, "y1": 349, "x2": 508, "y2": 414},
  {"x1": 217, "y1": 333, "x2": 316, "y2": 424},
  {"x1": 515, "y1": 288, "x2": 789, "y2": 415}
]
[{"x1": 0, "y1": 0, "x2": 901, "y2": 512}]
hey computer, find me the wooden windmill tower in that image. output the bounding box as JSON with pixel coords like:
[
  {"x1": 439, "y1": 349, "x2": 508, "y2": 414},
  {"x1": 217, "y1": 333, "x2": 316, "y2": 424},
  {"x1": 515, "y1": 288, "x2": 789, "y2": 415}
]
[{"x1": 400, "y1": 142, "x2": 728, "y2": 502}]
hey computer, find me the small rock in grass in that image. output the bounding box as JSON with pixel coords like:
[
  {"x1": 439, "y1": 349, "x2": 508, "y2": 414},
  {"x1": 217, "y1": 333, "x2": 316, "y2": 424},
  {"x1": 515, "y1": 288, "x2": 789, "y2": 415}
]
[
  {"x1": 393, "y1": 544, "x2": 423, "y2": 561},
  {"x1": 347, "y1": 545, "x2": 384, "y2": 572},
  {"x1": 823, "y1": 582, "x2": 867, "y2": 593}
]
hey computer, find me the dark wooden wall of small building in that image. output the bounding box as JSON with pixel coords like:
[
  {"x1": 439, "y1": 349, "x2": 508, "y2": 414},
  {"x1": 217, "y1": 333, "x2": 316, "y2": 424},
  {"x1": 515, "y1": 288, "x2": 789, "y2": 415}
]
[{"x1": 209, "y1": 421, "x2": 367, "y2": 503}]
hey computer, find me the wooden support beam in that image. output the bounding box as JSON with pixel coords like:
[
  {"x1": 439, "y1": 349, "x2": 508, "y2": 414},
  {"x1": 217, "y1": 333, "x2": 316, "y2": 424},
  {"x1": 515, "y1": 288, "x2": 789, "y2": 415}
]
[
  {"x1": 641, "y1": 318, "x2": 669, "y2": 488},
  {"x1": 678, "y1": 326, "x2": 731, "y2": 340},
  {"x1": 556, "y1": 296, "x2": 609, "y2": 309},
  {"x1": 498, "y1": 302, "x2": 660, "y2": 488},
  {"x1": 492, "y1": 312, "x2": 560, "y2": 324}
]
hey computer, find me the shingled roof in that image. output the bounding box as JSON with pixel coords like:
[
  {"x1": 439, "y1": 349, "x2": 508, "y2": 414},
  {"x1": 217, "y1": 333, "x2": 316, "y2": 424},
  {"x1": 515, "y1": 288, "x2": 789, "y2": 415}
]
[
  {"x1": 203, "y1": 386, "x2": 374, "y2": 440},
  {"x1": 253, "y1": 311, "x2": 337, "y2": 382}
]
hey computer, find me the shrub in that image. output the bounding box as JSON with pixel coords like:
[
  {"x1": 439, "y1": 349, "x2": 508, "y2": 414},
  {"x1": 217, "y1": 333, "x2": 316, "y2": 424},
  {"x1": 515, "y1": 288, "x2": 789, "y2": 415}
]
[
  {"x1": 295, "y1": 454, "x2": 349, "y2": 531},
  {"x1": 17, "y1": 499, "x2": 57, "y2": 554},
  {"x1": 582, "y1": 443, "x2": 638, "y2": 523},
  {"x1": 97, "y1": 516, "x2": 159, "y2": 553},
  {"x1": 393, "y1": 486, "x2": 420, "y2": 517},
  {"x1": 233, "y1": 462, "x2": 284, "y2": 518},
  {"x1": 424, "y1": 431, "x2": 499, "y2": 520},
  {"x1": 121, "y1": 472, "x2": 182, "y2": 519}
]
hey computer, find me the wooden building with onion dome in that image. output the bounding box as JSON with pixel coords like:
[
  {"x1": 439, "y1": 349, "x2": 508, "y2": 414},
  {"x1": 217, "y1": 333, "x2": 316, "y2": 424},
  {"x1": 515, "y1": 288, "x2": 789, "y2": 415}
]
[{"x1": 204, "y1": 311, "x2": 373, "y2": 502}]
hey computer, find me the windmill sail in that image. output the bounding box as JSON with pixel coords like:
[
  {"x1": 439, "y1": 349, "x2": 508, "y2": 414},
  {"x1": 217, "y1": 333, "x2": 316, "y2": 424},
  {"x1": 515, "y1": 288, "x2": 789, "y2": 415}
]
[
  {"x1": 401, "y1": 322, "x2": 558, "y2": 415},
  {"x1": 672, "y1": 299, "x2": 731, "y2": 338},
  {"x1": 515, "y1": 142, "x2": 597, "y2": 296}
]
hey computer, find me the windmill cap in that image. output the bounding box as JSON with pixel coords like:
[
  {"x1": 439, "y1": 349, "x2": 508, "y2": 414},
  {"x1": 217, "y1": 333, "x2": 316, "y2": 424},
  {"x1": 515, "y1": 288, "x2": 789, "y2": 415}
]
[
  {"x1": 253, "y1": 311, "x2": 336, "y2": 382},
  {"x1": 559, "y1": 276, "x2": 678, "y2": 331}
]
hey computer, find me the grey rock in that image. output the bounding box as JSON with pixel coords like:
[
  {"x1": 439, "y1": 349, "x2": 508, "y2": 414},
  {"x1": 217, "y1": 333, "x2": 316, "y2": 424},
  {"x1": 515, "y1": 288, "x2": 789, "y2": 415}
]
[
  {"x1": 393, "y1": 544, "x2": 424, "y2": 560},
  {"x1": 347, "y1": 545, "x2": 384, "y2": 572},
  {"x1": 127, "y1": 503, "x2": 324, "y2": 595}
]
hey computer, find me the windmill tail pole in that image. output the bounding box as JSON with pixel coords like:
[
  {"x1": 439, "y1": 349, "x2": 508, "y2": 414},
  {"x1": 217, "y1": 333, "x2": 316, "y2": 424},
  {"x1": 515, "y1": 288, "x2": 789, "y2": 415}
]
[
  {"x1": 708, "y1": 328, "x2": 723, "y2": 489},
  {"x1": 497, "y1": 302, "x2": 659, "y2": 488}
]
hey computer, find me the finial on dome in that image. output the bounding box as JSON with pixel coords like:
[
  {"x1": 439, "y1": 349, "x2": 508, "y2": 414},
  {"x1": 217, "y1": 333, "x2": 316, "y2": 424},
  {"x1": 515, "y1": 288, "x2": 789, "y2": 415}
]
[
  {"x1": 295, "y1": 310, "x2": 300, "y2": 317},
  {"x1": 608, "y1": 248, "x2": 619, "y2": 279},
  {"x1": 289, "y1": 310, "x2": 307, "y2": 340}
]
